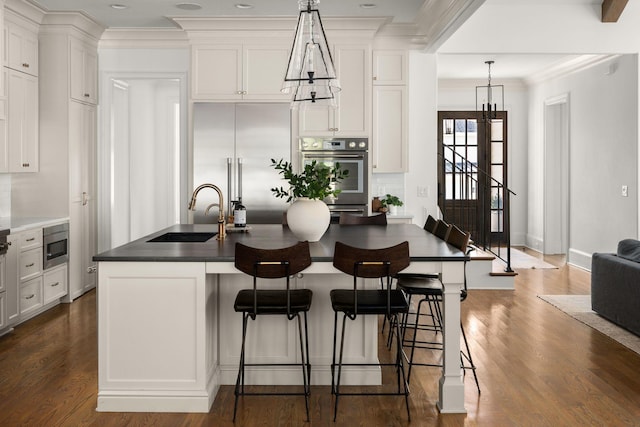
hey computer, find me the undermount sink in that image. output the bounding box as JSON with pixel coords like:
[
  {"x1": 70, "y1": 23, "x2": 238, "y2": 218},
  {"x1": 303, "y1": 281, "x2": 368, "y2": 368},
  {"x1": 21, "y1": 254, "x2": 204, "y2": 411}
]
[{"x1": 147, "y1": 232, "x2": 217, "y2": 243}]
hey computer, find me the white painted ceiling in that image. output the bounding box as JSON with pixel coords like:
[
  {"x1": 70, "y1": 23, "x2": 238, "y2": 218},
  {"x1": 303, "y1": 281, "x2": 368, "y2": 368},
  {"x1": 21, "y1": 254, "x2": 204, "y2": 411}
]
[
  {"x1": 29, "y1": 0, "x2": 609, "y2": 81},
  {"x1": 31, "y1": 0, "x2": 425, "y2": 28}
]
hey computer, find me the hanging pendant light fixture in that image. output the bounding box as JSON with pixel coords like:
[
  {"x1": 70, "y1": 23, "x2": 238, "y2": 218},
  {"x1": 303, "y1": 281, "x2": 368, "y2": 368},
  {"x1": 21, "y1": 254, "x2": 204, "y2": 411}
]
[
  {"x1": 476, "y1": 60, "x2": 504, "y2": 122},
  {"x1": 282, "y1": 0, "x2": 341, "y2": 109}
]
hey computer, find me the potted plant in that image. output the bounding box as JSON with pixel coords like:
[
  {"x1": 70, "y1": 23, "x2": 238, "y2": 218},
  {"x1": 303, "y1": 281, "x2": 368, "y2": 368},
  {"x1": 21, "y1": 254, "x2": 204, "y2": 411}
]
[
  {"x1": 380, "y1": 194, "x2": 403, "y2": 215},
  {"x1": 271, "y1": 159, "x2": 348, "y2": 241}
]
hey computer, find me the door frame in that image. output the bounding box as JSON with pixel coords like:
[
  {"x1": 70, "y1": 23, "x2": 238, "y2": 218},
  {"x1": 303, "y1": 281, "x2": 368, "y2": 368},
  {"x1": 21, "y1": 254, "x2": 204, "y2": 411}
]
[{"x1": 543, "y1": 93, "x2": 570, "y2": 255}]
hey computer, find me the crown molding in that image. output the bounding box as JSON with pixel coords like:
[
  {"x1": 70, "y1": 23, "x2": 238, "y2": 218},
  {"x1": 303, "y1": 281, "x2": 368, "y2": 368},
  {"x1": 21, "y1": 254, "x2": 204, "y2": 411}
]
[
  {"x1": 99, "y1": 28, "x2": 190, "y2": 49},
  {"x1": 524, "y1": 54, "x2": 621, "y2": 85},
  {"x1": 416, "y1": 0, "x2": 486, "y2": 52},
  {"x1": 171, "y1": 16, "x2": 388, "y2": 42},
  {"x1": 5, "y1": 0, "x2": 45, "y2": 25},
  {"x1": 40, "y1": 12, "x2": 105, "y2": 41}
]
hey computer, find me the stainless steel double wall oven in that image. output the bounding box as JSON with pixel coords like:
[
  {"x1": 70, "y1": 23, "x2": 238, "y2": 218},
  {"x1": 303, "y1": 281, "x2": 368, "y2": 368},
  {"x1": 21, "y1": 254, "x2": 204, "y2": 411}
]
[{"x1": 300, "y1": 137, "x2": 369, "y2": 222}]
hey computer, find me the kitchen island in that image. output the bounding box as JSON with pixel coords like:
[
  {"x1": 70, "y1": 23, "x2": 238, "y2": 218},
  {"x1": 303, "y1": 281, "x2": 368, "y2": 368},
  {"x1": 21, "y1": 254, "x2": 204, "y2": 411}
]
[{"x1": 94, "y1": 224, "x2": 468, "y2": 414}]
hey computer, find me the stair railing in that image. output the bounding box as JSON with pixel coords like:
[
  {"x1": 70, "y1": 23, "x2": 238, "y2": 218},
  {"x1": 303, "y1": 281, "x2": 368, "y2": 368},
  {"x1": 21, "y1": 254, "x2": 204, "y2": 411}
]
[{"x1": 439, "y1": 145, "x2": 516, "y2": 272}]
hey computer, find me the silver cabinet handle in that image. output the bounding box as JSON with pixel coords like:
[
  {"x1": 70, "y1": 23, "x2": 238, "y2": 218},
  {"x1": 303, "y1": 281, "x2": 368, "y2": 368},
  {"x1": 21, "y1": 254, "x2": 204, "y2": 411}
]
[
  {"x1": 25, "y1": 294, "x2": 35, "y2": 300},
  {"x1": 22, "y1": 63, "x2": 29, "y2": 68},
  {"x1": 26, "y1": 262, "x2": 35, "y2": 268},
  {"x1": 51, "y1": 282, "x2": 60, "y2": 287},
  {"x1": 82, "y1": 192, "x2": 88, "y2": 206},
  {"x1": 84, "y1": 93, "x2": 90, "y2": 97},
  {"x1": 26, "y1": 237, "x2": 35, "y2": 242}
]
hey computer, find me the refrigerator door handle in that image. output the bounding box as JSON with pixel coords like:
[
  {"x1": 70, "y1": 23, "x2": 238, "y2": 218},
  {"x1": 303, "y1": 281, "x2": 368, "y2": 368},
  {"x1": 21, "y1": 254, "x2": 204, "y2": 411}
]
[
  {"x1": 227, "y1": 157, "x2": 233, "y2": 215},
  {"x1": 237, "y1": 157, "x2": 243, "y2": 202}
]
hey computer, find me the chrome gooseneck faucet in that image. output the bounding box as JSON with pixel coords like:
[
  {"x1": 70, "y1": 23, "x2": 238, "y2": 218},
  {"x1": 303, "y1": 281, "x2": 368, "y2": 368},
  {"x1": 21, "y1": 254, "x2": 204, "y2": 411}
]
[{"x1": 188, "y1": 183, "x2": 226, "y2": 240}]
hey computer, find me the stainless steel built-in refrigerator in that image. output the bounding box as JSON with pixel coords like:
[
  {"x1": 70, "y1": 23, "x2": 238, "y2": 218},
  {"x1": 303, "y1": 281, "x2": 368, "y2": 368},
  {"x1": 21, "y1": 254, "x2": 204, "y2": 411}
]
[{"x1": 192, "y1": 103, "x2": 291, "y2": 224}]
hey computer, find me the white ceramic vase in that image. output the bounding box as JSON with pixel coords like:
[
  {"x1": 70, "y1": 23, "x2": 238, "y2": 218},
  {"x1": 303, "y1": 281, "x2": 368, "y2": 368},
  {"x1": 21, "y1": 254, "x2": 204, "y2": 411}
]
[
  {"x1": 389, "y1": 205, "x2": 398, "y2": 215},
  {"x1": 286, "y1": 197, "x2": 330, "y2": 242}
]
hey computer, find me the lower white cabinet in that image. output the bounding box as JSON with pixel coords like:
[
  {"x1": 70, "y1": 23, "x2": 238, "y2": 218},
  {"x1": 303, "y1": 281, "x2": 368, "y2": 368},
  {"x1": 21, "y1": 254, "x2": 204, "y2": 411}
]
[
  {"x1": 0, "y1": 291, "x2": 6, "y2": 330},
  {"x1": 19, "y1": 276, "x2": 43, "y2": 315},
  {"x1": 18, "y1": 247, "x2": 42, "y2": 282},
  {"x1": 43, "y1": 264, "x2": 68, "y2": 305}
]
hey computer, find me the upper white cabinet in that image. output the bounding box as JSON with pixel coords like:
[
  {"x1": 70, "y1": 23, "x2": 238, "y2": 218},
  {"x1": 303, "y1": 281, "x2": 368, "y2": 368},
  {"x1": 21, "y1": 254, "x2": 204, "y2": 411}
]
[
  {"x1": 298, "y1": 43, "x2": 370, "y2": 137},
  {"x1": 7, "y1": 68, "x2": 37, "y2": 172},
  {"x1": 191, "y1": 43, "x2": 290, "y2": 101},
  {"x1": 372, "y1": 50, "x2": 407, "y2": 85},
  {"x1": 70, "y1": 37, "x2": 98, "y2": 104},
  {"x1": 4, "y1": 9, "x2": 40, "y2": 173},
  {"x1": 371, "y1": 50, "x2": 408, "y2": 173},
  {"x1": 5, "y1": 17, "x2": 37, "y2": 77}
]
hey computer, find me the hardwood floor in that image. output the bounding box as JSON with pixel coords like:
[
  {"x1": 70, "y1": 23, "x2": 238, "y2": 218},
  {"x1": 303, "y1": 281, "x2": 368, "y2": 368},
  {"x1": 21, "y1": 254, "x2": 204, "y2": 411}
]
[{"x1": 1, "y1": 255, "x2": 640, "y2": 426}]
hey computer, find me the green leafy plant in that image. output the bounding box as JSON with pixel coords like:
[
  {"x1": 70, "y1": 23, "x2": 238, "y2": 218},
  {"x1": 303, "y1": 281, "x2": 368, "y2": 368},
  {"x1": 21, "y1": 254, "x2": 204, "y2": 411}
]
[
  {"x1": 380, "y1": 194, "x2": 403, "y2": 207},
  {"x1": 270, "y1": 159, "x2": 349, "y2": 203}
]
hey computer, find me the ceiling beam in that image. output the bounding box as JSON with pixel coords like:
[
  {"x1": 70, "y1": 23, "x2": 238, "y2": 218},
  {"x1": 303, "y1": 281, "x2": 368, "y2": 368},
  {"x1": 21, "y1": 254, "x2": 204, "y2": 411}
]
[{"x1": 602, "y1": 0, "x2": 628, "y2": 23}]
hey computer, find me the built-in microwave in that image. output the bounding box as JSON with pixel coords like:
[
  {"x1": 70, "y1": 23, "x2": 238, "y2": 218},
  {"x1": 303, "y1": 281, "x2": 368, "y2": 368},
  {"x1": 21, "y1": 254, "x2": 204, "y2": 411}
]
[{"x1": 43, "y1": 223, "x2": 69, "y2": 270}]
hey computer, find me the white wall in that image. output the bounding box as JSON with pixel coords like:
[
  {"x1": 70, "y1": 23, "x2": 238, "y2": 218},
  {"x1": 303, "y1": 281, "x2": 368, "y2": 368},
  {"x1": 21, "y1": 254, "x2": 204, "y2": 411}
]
[
  {"x1": 437, "y1": 78, "x2": 529, "y2": 246},
  {"x1": 437, "y1": 0, "x2": 640, "y2": 267},
  {"x1": 528, "y1": 55, "x2": 638, "y2": 268},
  {"x1": 405, "y1": 52, "x2": 439, "y2": 225}
]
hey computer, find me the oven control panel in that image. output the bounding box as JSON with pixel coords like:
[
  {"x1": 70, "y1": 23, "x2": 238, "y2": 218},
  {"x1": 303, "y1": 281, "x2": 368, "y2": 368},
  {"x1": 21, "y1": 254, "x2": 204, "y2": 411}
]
[{"x1": 300, "y1": 137, "x2": 368, "y2": 151}]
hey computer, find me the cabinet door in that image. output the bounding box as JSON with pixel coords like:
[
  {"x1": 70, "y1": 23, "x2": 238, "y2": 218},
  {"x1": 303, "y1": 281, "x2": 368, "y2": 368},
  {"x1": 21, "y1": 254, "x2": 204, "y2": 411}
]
[
  {"x1": 19, "y1": 276, "x2": 42, "y2": 315},
  {"x1": 0, "y1": 69, "x2": 6, "y2": 172},
  {"x1": 8, "y1": 70, "x2": 38, "y2": 172},
  {"x1": 298, "y1": 44, "x2": 369, "y2": 137},
  {"x1": 372, "y1": 86, "x2": 407, "y2": 173},
  {"x1": 192, "y1": 44, "x2": 243, "y2": 100},
  {"x1": 373, "y1": 50, "x2": 407, "y2": 85},
  {"x1": 43, "y1": 264, "x2": 68, "y2": 305},
  {"x1": 5, "y1": 234, "x2": 19, "y2": 326},
  {"x1": 19, "y1": 247, "x2": 42, "y2": 282},
  {"x1": 243, "y1": 45, "x2": 290, "y2": 100},
  {"x1": 69, "y1": 102, "x2": 97, "y2": 297},
  {"x1": 6, "y1": 21, "x2": 37, "y2": 76},
  {"x1": 70, "y1": 39, "x2": 98, "y2": 104}
]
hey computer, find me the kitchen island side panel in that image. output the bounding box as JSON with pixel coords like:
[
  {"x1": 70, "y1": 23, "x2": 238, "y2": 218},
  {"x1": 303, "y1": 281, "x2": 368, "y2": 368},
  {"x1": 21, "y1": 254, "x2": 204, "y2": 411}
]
[{"x1": 97, "y1": 262, "x2": 219, "y2": 413}]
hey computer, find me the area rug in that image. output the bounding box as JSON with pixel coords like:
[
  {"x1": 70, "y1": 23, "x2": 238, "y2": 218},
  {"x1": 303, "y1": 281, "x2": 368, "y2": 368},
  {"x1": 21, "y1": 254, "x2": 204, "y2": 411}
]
[
  {"x1": 492, "y1": 248, "x2": 558, "y2": 270},
  {"x1": 537, "y1": 294, "x2": 640, "y2": 355}
]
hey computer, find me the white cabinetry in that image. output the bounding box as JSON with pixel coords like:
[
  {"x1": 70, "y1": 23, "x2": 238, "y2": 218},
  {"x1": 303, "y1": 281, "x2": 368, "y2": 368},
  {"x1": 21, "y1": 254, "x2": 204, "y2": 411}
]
[
  {"x1": 69, "y1": 101, "x2": 97, "y2": 296},
  {"x1": 43, "y1": 264, "x2": 68, "y2": 304},
  {"x1": 298, "y1": 44, "x2": 370, "y2": 137},
  {"x1": 70, "y1": 37, "x2": 97, "y2": 104},
  {"x1": 5, "y1": 17, "x2": 38, "y2": 76},
  {"x1": 7, "y1": 62, "x2": 37, "y2": 172},
  {"x1": 192, "y1": 43, "x2": 290, "y2": 101},
  {"x1": 38, "y1": 16, "x2": 101, "y2": 300},
  {"x1": 4, "y1": 10, "x2": 39, "y2": 173},
  {"x1": 371, "y1": 50, "x2": 408, "y2": 173},
  {"x1": 17, "y1": 227, "x2": 43, "y2": 316},
  {"x1": 4, "y1": 234, "x2": 18, "y2": 328}
]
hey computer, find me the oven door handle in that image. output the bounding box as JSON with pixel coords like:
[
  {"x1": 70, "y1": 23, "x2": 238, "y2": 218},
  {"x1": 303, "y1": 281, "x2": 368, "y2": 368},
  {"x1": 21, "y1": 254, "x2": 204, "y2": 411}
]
[{"x1": 303, "y1": 154, "x2": 364, "y2": 159}]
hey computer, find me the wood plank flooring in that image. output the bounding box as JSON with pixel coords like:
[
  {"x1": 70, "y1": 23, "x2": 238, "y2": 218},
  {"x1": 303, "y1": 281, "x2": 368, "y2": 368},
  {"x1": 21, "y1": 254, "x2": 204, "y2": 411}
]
[{"x1": 1, "y1": 255, "x2": 640, "y2": 426}]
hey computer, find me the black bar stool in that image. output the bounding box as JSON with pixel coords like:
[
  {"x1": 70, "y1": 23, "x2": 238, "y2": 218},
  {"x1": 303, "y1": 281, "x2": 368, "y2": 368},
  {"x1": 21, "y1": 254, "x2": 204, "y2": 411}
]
[
  {"x1": 232, "y1": 241, "x2": 313, "y2": 421},
  {"x1": 330, "y1": 241, "x2": 411, "y2": 421},
  {"x1": 339, "y1": 212, "x2": 388, "y2": 225},
  {"x1": 395, "y1": 225, "x2": 481, "y2": 393}
]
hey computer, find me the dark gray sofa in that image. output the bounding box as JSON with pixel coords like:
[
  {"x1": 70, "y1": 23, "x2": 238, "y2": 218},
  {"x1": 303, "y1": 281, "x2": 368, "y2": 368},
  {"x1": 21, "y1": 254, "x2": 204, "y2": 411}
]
[{"x1": 591, "y1": 239, "x2": 640, "y2": 337}]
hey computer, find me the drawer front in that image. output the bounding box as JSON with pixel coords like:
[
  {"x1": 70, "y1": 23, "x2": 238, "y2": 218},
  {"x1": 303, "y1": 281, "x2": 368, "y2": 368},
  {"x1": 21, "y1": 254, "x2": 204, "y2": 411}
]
[
  {"x1": 20, "y1": 277, "x2": 43, "y2": 315},
  {"x1": 19, "y1": 247, "x2": 42, "y2": 282},
  {"x1": 43, "y1": 264, "x2": 67, "y2": 304},
  {"x1": 19, "y1": 229, "x2": 43, "y2": 251}
]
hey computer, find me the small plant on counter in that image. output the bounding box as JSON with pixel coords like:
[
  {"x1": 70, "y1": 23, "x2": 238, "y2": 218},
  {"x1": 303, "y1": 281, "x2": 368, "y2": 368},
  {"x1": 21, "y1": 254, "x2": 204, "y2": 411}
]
[
  {"x1": 380, "y1": 194, "x2": 403, "y2": 207},
  {"x1": 270, "y1": 159, "x2": 349, "y2": 203}
]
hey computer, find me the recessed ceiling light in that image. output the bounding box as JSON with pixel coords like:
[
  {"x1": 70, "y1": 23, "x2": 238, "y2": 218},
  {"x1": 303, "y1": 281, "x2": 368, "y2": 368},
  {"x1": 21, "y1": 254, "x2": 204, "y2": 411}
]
[
  {"x1": 359, "y1": 3, "x2": 377, "y2": 9},
  {"x1": 175, "y1": 2, "x2": 202, "y2": 11},
  {"x1": 235, "y1": 4, "x2": 254, "y2": 9},
  {"x1": 110, "y1": 4, "x2": 128, "y2": 10}
]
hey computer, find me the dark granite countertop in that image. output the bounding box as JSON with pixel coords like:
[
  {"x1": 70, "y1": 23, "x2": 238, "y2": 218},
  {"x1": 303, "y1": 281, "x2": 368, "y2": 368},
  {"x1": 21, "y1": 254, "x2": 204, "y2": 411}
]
[{"x1": 93, "y1": 223, "x2": 467, "y2": 263}]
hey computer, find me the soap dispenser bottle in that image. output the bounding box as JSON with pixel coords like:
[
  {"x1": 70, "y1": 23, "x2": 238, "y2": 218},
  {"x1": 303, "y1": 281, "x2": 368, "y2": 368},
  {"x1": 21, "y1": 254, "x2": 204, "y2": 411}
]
[{"x1": 233, "y1": 198, "x2": 247, "y2": 228}]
